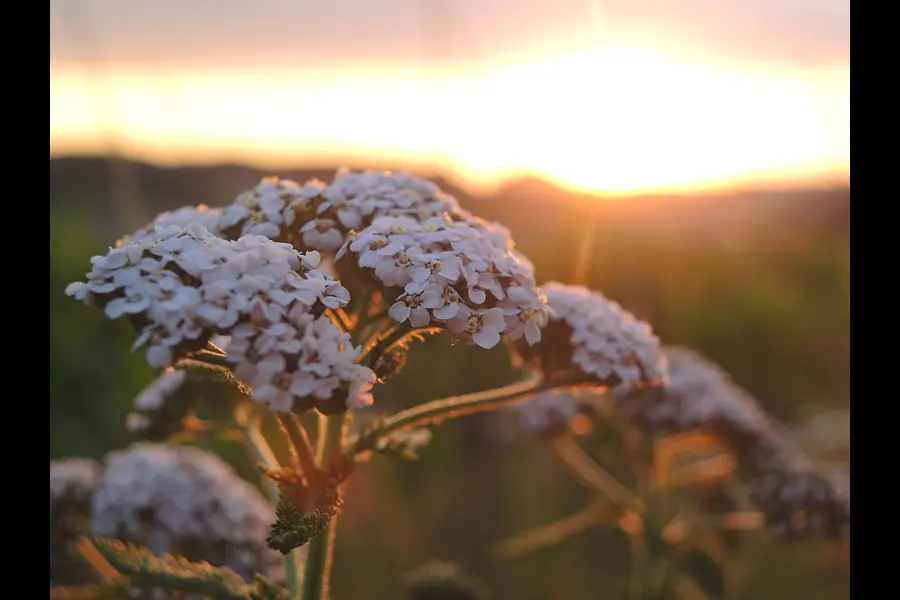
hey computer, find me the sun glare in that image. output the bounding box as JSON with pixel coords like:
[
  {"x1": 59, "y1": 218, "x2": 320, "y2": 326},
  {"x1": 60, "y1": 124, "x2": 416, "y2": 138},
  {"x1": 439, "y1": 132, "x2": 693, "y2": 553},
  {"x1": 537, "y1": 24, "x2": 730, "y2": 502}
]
[{"x1": 49, "y1": 43, "x2": 849, "y2": 195}]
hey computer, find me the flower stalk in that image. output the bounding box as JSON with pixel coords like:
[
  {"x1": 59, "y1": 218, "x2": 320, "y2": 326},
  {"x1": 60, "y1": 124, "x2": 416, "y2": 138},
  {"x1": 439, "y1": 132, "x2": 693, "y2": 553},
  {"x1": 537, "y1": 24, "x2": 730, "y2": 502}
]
[
  {"x1": 239, "y1": 413, "x2": 303, "y2": 596},
  {"x1": 301, "y1": 414, "x2": 347, "y2": 600},
  {"x1": 350, "y1": 370, "x2": 545, "y2": 455},
  {"x1": 552, "y1": 435, "x2": 645, "y2": 513},
  {"x1": 277, "y1": 413, "x2": 319, "y2": 482}
]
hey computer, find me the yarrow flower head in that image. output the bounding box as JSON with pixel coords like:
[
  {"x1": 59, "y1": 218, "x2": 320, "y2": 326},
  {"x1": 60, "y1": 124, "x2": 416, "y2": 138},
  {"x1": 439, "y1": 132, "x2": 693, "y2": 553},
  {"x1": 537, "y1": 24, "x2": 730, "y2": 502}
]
[
  {"x1": 337, "y1": 214, "x2": 550, "y2": 349},
  {"x1": 126, "y1": 368, "x2": 190, "y2": 438},
  {"x1": 614, "y1": 346, "x2": 802, "y2": 477},
  {"x1": 90, "y1": 443, "x2": 284, "y2": 582},
  {"x1": 219, "y1": 176, "x2": 327, "y2": 242},
  {"x1": 218, "y1": 169, "x2": 463, "y2": 252},
  {"x1": 126, "y1": 205, "x2": 225, "y2": 244},
  {"x1": 66, "y1": 222, "x2": 375, "y2": 414},
  {"x1": 536, "y1": 282, "x2": 668, "y2": 387},
  {"x1": 50, "y1": 459, "x2": 103, "y2": 583},
  {"x1": 748, "y1": 467, "x2": 850, "y2": 541}
]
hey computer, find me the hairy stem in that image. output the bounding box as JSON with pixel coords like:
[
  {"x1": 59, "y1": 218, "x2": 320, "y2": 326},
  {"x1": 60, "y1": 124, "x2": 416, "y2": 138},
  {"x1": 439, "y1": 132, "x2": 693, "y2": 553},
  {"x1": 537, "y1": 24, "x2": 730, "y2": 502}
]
[
  {"x1": 302, "y1": 414, "x2": 347, "y2": 600},
  {"x1": 552, "y1": 435, "x2": 645, "y2": 513},
  {"x1": 190, "y1": 349, "x2": 232, "y2": 368},
  {"x1": 277, "y1": 413, "x2": 319, "y2": 481},
  {"x1": 350, "y1": 371, "x2": 545, "y2": 455},
  {"x1": 357, "y1": 322, "x2": 402, "y2": 363},
  {"x1": 240, "y1": 414, "x2": 302, "y2": 596}
]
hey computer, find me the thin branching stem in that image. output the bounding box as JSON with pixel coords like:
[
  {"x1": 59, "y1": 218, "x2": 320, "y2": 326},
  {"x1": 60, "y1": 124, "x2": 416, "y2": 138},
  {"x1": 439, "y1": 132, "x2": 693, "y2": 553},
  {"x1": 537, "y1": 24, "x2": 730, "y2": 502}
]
[
  {"x1": 350, "y1": 371, "x2": 546, "y2": 455},
  {"x1": 327, "y1": 307, "x2": 354, "y2": 333},
  {"x1": 629, "y1": 532, "x2": 650, "y2": 600},
  {"x1": 666, "y1": 564, "x2": 716, "y2": 600},
  {"x1": 205, "y1": 340, "x2": 228, "y2": 356},
  {"x1": 552, "y1": 435, "x2": 645, "y2": 513},
  {"x1": 190, "y1": 349, "x2": 232, "y2": 368},
  {"x1": 277, "y1": 413, "x2": 319, "y2": 481},
  {"x1": 301, "y1": 414, "x2": 347, "y2": 600},
  {"x1": 357, "y1": 322, "x2": 402, "y2": 363},
  {"x1": 239, "y1": 413, "x2": 303, "y2": 596},
  {"x1": 491, "y1": 500, "x2": 616, "y2": 559},
  {"x1": 315, "y1": 412, "x2": 328, "y2": 464}
]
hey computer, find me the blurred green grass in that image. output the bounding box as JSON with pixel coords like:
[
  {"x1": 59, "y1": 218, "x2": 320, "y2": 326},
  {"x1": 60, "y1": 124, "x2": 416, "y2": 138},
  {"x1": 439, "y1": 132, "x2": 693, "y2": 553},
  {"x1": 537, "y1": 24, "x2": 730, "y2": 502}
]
[{"x1": 49, "y1": 180, "x2": 849, "y2": 600}]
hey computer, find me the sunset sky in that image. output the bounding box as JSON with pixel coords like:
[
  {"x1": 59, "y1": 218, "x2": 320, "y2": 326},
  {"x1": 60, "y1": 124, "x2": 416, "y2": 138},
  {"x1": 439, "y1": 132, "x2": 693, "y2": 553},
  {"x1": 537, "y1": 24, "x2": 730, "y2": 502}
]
[{"x1": 49, "y1": 0, "x2": 850, "y2": 195}]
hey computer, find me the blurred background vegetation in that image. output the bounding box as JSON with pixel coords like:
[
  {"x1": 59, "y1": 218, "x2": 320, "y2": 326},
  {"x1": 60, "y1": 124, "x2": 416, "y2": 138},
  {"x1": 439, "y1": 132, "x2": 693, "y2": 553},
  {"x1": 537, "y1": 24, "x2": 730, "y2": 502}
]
[{"x1": 49, "y1": 157, "x2": 849, "y2": 599}]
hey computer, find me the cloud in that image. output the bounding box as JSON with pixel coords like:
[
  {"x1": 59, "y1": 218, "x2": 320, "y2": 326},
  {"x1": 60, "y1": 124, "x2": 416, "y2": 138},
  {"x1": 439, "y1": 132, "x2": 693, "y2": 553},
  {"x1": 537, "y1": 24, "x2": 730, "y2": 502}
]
[{"x1": 50, "y1": 0, "x2": 848, "y2": 71}]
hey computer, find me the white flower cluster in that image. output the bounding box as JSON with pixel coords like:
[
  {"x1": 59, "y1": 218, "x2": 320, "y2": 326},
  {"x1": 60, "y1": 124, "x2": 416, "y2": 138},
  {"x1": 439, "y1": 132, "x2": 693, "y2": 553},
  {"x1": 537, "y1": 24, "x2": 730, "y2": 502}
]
[
  {"x1": 338, "y1": 214, "x2": 550, "y2": 348},
  {"x1": 50, "y1": 458, "x2": 103, "y2": 582},
  {"x1": 127, "y1": 205, "x2": 225, "y2": 244},
  {"x1": 615, "y1": 346, "x2": 801, "y2": 476},
  {"x1": 749, "y1": 468, "x2": 851, "y2": 541},
  {"x1": 66, "y1": 224, "x2": 375, "y2": 412},
  {"x1": 514, "y1": 389, "x2": 603, "y2": 437},
  {"x1": 229, "y1": 311, "x2": 376, "y2": 413},
  {"x1": 620, "y1": 346, "x2": 772, "y2": 431},
  {"x1": 51, "y1": 458, "x2": 102, "y2": 508},
  {"x1": 219, "y1": 169, "x2": 462, "y2": 252},
  {"x1": 219, "y1": 176, "x2": 326, "y2": 241},
  {"x1": 126, "y1": 368, "x2": 187, "y2": 435},
  {"x1": 91, "y1": 444, "x2": 284, "y2": 582},
  {"x1": 539, "y1": 282, "x2": 668, "y2": 386}
]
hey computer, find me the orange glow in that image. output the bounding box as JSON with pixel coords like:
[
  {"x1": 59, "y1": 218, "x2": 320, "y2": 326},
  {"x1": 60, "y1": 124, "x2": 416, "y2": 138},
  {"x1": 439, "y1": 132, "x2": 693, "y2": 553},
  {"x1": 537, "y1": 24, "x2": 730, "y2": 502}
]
[{"x1": 49, "y1": 43, "x2": 849, "y2": 195}]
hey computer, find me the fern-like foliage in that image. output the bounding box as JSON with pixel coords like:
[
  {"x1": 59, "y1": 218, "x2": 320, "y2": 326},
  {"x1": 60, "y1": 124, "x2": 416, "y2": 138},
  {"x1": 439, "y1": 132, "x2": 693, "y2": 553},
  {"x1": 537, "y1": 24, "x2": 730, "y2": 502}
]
[
  {"x1": 267, "y1": 496, "x2": 341, "y2": 555},
  {"x1": 87, "y1": 537, "x2": 291, "y2": 600},
  {"x1": 263, "y1": 453, "x2": 352, "y2": 554},
  {"x1": 175, "y1": 358, "x2": 254, "y2": 398},
  {"x1": 266, "y1": 475, "x2": 343, "y2": 554}
]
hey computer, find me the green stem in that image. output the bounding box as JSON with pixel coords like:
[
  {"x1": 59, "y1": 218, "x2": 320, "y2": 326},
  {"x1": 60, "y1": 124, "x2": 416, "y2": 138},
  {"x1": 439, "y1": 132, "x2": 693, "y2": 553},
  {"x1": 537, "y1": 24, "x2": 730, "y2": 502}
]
[
  {"x1": 552, "y1": 435, "x2": 645, "y2": 513},
  {"x1": 629, "y1": 533, "x2": 650, "y2": 600},
  {"x1": 350, "y1": 371, "x2": 545, "y2": 455},
  {"x1": 241, "y1": 415, "x2": 280, "y2": 499},
  {"x1": 301, "y1": 415, "x2": 347, "y2": 600},
  {"x1": 665, "y1": 564, "x2": 715, "y2": 600},
  {"x1": 240, "y1": 414, "x2": 302, "y2": 596},
  {"x1": 276, "y1": 413, "x2": 319, "y2": 481}
]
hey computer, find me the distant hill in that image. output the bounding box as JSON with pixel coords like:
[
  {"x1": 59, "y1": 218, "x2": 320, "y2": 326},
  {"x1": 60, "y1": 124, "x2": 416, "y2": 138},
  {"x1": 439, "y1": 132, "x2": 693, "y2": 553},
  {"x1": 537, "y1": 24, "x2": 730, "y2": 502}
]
[{"x1": 49, "y1": 156, "x2": 850, "y2": 243}]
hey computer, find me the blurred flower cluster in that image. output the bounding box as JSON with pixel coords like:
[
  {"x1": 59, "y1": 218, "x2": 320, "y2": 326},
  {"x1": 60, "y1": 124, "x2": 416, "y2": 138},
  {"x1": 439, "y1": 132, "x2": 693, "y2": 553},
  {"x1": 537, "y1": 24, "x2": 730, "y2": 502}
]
[{"x1": 50, "y1": 444, "x2": 283, "y2": 587}]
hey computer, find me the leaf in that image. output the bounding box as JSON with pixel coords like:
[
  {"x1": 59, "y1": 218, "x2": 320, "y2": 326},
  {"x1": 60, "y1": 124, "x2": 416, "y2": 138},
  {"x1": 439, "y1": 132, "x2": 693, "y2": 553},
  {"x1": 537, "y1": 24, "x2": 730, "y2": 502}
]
[
  {"x1": 267, "y1": 481, "x2": 343, "y2": 554},
  {"x1": 87, "y1": 537, "x2": 290, "y2": 600}
]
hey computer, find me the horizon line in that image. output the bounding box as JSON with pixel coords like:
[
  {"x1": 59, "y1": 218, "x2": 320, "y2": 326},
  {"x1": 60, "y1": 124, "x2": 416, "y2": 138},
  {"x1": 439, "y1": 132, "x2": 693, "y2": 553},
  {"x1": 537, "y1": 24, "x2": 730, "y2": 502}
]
[{"x1": 49, "y1": 151, "x2": 851, "y2": 200}]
